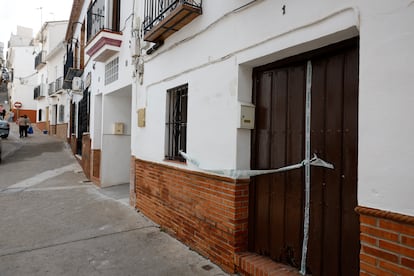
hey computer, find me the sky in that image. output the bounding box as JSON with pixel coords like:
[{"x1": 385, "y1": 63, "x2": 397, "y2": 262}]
[{"x1": 0, "y1": 0, "x2": 73, "y2": 57}]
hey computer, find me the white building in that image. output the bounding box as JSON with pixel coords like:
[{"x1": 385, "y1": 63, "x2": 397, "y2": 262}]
[
  {"x1": 64, "y1": 0, "x2": 414, "y2": 275},
  {"x1": 6, "y1": 26, "x2": 37, "y2": 122},
  {"x1": 131, "y1": 1, "x2": 414, "y2": 275},
  {"x1": 34, "y1": 21, "x2": 69, "y2": 137},
  {"x1": 66, "y1": 0, "x2": 133, "y2": 185},
  {"x1": 0, "y1": 42, "x2": 4, "y2": 66}
]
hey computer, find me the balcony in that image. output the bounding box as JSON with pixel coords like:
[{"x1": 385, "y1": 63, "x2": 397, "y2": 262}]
[
  {"x1": 143, "y1": 0, "x2": 202, "y2": 43},
  {"x1": 85, "y1": 0, "x2": 122, "y2": 62},
  {"x1": 34, "y1": 84, "x2": 47, "y2": 99},
  {"x1": 34, "y1": 51, "x2": 47, "y2": 70},
  {"x1": 48, "y1": 82, "x2": 56, "y2": 96},
  {"x1": 55, "y1": 77, "x2": 64, "y2": 93},
  {"x1": 63, "y1": 49, "x2": 83, "y2": 89}
]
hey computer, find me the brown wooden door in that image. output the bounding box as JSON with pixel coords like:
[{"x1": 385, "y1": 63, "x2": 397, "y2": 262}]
[{"x1": 249, "y1": 38, "x2": 359, "y2": 275}]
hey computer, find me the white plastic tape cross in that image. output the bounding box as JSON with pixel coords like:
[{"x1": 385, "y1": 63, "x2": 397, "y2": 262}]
[
  {"x1": 300, "y1": 60, "x2": 312, "y2": 275},
  {"x1": 179, "y1": 151, "x2": 333, "y2": 179}
]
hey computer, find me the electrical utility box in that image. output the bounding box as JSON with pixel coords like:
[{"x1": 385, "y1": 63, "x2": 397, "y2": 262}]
[
  {"x1": 239, "y1": 103, "x2": 255, "y2": 129},
  {"x1": 137, "y1": 108, "x2": 146, "y2": 127},
  {"x1": 113, "y1": 122, "x2": 124, "y2": 135}
]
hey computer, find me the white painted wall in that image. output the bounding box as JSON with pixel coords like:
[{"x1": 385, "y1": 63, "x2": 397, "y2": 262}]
[
  {"x1": 357, "y1": 1, "x2": 414, "y2": 216},
  {"x1": 132, "y1": 0, "x2": 414, "y2": 216},
  {"x1": 91, "y1": 94, "x2": 103, "y2": 149},
  {"x1": 44, "y1": 22, "x2": 68, "y2": 54},
  {"x1": 100, "y1": 86, "x2": 132, "y2": 187},
  {"x1": 7, "y1": 46, "x2": 37, "y2": 111},
  {"x1": 88, "y1": 0, "x2": 135, "y2": 97},
  {"x1": 77, "y1": 0, "x2": 136, "y2": 186},
  {"x1": 42, "y1": 29, "x2": 67, "y2": 126},
  {"x1": 34, "y1": 62, "x2": 49, "y2": 124}
]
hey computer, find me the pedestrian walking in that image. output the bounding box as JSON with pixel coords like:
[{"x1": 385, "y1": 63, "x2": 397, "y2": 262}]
[
  {"x1": 23, "y1": 115, "x2": 31, "y2": 137},
  {"x1": 0, "y1": 104, "x2": 5, "y2": 120},
  {"x1": 17, "y1": 115, "x2": 31, "y2": 137},
  {"x1": 17, "y1": 115, "x2": 25, "y2": 138}
]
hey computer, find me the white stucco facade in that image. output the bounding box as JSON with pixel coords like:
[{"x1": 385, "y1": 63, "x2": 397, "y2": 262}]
[
  {"x1": 72, "y1": 0, "x2": 135, "y2": 186},
  {"x1": 6, "y1": 26, "x2": 37, "y2": 113},
  {"x1": 33, "y1": 21, "x2": 69, "y2": 132},
  {"x1": 131, "y1": 0, "x2": 414, "y2": 216},
  {"x1": 7, "y1": 46, "x2": 37, "y2": 111}
]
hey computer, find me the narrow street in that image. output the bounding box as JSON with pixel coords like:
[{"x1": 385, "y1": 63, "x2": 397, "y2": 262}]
[{"x1": 0, "y1": 124, "x2": 228, "y2": 276}]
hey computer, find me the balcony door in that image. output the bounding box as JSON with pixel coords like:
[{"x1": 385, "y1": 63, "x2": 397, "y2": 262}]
[{"x1": 110, "y1": 0, "x2": 121, "y2": 32}]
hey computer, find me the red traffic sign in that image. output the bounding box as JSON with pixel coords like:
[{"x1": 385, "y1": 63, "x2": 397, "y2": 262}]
[{"x1": 14, "y1": 102, "x2": 22, "y2": 108}]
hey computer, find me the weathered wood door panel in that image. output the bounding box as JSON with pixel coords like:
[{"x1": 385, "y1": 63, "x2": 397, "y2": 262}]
[{"x1": 249, "y1": 39, "x2": 359, "y2": 275}]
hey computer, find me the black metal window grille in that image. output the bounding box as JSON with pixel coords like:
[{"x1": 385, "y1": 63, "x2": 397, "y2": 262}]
[
  {"x1": 71, "y1": 103, "x2": 76, "y2": 134},
  {"x1": 56, "y1": 77, "x2": 63, "y2": 91},
  {"x1": 165, "y1": 84, "x2": 188, "y2": 161},
  {"x1": 87, "y1": 0, "x2": 106, "y2": 41},
  {"x1": 143, "y1": 0, "x2": 202, "y2": 34},
  {"x1": 77, "y1": 89, "x2": 90, "y2": 156}
]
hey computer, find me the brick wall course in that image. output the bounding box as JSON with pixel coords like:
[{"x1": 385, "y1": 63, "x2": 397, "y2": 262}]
[
  {"x1": 357, "y1": 206, "x2": 414, "y2": 276},
  {"x1": 91, "y1": 149, "x2": 101, "y2": 186},
  {"x1": 81, "y1": 134, "x2": 91, "y2": 179},
  {"x1": 70, "y1": 134, "x2": 77, "y2": 154},
  {"x1": 134, "y1": 158, "x2": 249, "y2": 273},
  {"x1": 56, "y1": 123, "x2": 68, "y2": 140}
]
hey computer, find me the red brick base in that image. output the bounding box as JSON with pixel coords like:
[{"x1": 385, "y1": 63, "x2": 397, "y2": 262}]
[
  {"x1": 134, "y1": 158, "x2": 249, "y2": 273},
  {"x1": 91, "y1": 149, "x2": 101, "y2": 186},
  {"x1": 81, "y1": 134, "x2": 91, "y2": 179},
  {"x1": 356, "y1": 206, "x2": 414, "y2": 276},
  {"x1": 70, "y1": 134, "x2": 77, "y2": 155},
  {"x1": 129, "y1": 156, "x2": 136, "y2": 207},
  {"x1": 36, "y1": 122, "x2": 47, "y2": 132},
  {"x1": 235, "y1": 252, "x2": 301, "y2": 276},
  {"x1": 56, "y1": 123, "x2": 68, "y2": 140}
]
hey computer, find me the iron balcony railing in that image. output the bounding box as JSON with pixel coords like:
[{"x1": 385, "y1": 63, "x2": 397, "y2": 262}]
[
  {"x1": 48, "y1": 82, "x2": 55, "y2": 96},
  {"x1": 143, "y1": 0, "x2": 202, "y2": 35},
  {"x1": 55, "y1": 76, "x2": 63, "y2": 92},
  {"x1": 34, "y1": 84, "x2": 46, "y2": 99},
  {"x1": 34, "y1": 51, "x2": 46, "y2": 69},
  {"x1": 87, "y1": 0, "x2": 121, "y2": 42}
]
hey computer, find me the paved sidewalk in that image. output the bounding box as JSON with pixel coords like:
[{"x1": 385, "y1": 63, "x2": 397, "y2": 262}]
[{"x1": 0, "y1": 124, "x2": 229, "y2": 276}]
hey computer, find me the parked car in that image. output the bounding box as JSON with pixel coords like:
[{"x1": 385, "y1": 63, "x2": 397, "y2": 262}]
[{"x1": 0, "y1": 119, "x2": 10, "y2": 138}]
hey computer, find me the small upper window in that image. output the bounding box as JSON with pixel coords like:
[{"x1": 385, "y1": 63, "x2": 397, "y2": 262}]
[
  {"x1": 105, "y1": 57, "x2": 119, "y2": 85},
  {"x1": 165, "y1": 84, "x2": 188, "y2": 161}
]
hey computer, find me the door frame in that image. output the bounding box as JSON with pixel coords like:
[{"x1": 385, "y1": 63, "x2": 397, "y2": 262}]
[{"x1": 249, "y1": 37, "x2": 360, "y2": 274}]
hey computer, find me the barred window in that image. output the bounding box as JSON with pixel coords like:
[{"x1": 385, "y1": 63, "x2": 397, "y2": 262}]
[
  {"x1": 105, "y1": 57, "x2": 119, "y2": 85},
  {"x1": 165, "y1": 84, "x2": 188, "y2": 161}
]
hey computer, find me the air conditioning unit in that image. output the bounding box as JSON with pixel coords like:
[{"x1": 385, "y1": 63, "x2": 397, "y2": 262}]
[{"x1": 72, "y1": 77, "x2": 83, "y2": 92}]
